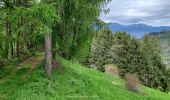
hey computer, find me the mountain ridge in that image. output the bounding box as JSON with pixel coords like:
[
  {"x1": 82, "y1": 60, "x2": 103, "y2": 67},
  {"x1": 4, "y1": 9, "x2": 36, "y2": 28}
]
[{"x1": 108, "y1": 23, "x2": 170, "y2": 38}]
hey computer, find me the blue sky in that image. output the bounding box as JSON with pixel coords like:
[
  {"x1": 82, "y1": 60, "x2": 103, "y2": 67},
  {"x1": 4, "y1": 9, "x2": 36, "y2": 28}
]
[{"x1": 100, "y1": 0, "x2": 170, "y2": 26}]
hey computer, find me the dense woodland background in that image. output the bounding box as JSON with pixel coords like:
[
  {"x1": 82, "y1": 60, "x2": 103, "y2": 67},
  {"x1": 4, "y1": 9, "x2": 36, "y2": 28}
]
[{"x1": 0, "y1": 0, "x2": 170, "y2": 99}]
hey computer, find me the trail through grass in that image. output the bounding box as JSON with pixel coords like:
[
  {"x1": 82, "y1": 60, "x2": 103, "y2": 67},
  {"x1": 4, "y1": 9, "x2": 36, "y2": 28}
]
[
  {"x1": 0, "y1": 55, "x2": 170, "y2": 100},
  {"x1": 0, "y1": 54, "x2": 44, "y2": 100}
]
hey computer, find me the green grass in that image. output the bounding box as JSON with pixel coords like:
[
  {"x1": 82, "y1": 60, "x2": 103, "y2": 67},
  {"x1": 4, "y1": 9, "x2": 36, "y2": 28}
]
[
  {"x1": 0, "y1": 60, "x2": 19, "y2": 80},
  {"x1": 0, "y1": 57, "x2": 170, "y2": 100}
]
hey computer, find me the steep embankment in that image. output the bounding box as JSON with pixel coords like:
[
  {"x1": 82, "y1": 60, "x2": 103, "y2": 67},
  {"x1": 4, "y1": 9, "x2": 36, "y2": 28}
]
[{"x1": 1, "y1": 56, "x2": 169, "y2": 100}]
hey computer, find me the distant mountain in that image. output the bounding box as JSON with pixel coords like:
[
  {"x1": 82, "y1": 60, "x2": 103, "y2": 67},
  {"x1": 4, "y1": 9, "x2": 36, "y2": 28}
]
[{"x1": 108, "y1": 23, "x2": 170, "y2": 38}]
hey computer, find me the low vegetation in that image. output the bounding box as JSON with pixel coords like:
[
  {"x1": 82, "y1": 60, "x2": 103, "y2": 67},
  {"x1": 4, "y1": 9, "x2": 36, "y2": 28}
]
[{"x1": 0, "y1": 56, "x2": 170, "y2": 100}]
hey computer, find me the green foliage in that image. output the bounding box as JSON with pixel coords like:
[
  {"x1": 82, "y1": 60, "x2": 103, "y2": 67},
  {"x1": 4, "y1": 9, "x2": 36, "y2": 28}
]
[
  {"x1": 1, "y1": 56, "x2": 170, "y2": 100},
  {"x1": 0, "y1": 0, "x2": 112, "y2": 60},
  {"x1": 73, "y1": 32, "x2": 94, "y2": 61},
  {"x1": 50, "y1": 0, "x2": 111, "y2": 59},
  {"x1": 88, "y1": 30, "x2": 114, "y2": 72},
  {"x1": 0, "y1": 1, "x2": 59, "y2": 61},
  {"x1": 88, "y1": 31, "x2": 169, "y2": 92},
  {"x1": 141, "y1": 36, "x2": 168, "y2": 92},
  {"x1": 0, "y1": 0, "x2": 111, "y2": 65},
  {"x1": 114, "y1": 33, "x2": 168, "y2": 92},
  {"x1": 112, "y1": 32, "x2": 144, "y2": 75},
  {"x1": 166, "y1": 68, "x2": 170, "y2": 91},
  {"x1": 149, "y1": 31, "x2": 170, "y2": 69}
]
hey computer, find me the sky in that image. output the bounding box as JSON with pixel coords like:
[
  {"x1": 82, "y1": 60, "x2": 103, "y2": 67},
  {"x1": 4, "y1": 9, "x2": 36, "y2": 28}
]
[{"x1": 100, "y1": 0, "x2": 170, "y2": 26}]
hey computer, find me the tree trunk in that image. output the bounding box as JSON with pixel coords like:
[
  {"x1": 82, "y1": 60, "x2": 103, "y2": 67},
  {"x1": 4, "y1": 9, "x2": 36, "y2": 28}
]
[
  {"x1": 16, "y1": 41, "x2": 20, "y2": 57},
  {"x1": 45, "y1": 33, "x2": 52, "y2": 77},
  {"x1": 5, "y1": 14, "x2": 9, "y2": 59},
  {"x1": 10, "y1": 42, "x2": 13, "y2": 58}
]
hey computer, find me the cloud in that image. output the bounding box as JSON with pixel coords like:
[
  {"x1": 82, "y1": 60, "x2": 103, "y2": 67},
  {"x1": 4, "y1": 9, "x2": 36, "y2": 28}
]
[{"x1": 100, "y1": 0, "x2": 170, "y2": 26}]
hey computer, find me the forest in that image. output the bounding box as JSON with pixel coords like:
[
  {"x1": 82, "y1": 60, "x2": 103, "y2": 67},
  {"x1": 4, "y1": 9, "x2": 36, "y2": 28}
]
[{"x1": 0, "y1": 0, "x2": 170, "y2": 100}]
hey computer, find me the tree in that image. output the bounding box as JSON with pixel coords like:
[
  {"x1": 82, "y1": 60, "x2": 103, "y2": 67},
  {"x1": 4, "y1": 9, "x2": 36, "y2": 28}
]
[
  {"x1": 88, "y1": 31, "x2": 169, "y2": 92},
  {"x1": 111, "y1": 33, "x2": 168, "y2": 92},
  {"x1": 50, "y1": 0, "x2": 111, "y2": 59},
  {"x1": 0, "y1": 0, "x2": 59, "y2": 76},
  {"x1": 141, "y1": 36, "x2": 168, "y2": 92},
  {"x1": 88, "y1": 30, "x2": 114, "y2": 72},
  {"x1": 111, "y1": 32, "x2": 144, "y2": 76},
  {"x1": 0, "y1": 0, "x2": 111, "y2": 76},
  {"x1": 40, "y1": 0, "x2": 111, "y2": 76},
  {"x1": 162, "y1": 41, "x2": 169, "y2": 65},
  {"x1": 30, "y1": 2, "x2": 59, "y2": 76}
]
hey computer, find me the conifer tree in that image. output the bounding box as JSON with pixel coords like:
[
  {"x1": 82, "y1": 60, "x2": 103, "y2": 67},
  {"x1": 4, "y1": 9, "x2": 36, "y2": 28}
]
[
  {"x1": 141, "y1": 36, "x2": 168, "y2": 92},
  {"x1": 89, "y1": 30, "x2": 113, "y2": 72}
]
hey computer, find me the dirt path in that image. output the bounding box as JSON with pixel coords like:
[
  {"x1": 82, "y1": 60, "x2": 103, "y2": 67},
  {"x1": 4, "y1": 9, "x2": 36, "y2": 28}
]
[
  {"x1": 23, "y1": 54, "x2": 44, "y2": 78},
  {"x1": 0, "y1": 54, "x2": 44, "y2": 84}
]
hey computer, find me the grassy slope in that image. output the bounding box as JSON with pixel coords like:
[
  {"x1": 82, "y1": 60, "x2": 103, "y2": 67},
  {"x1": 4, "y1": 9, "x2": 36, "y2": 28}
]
[{"x1": 0, "y1": 57, "x2": 169, "y2": 100}]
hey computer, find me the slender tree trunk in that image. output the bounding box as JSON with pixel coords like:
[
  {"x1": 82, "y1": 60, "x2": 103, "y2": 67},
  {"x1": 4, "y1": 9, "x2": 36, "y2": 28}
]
[
  {"x1": 9, "y1": 9, "x2": 12, "y2": 59},
  {"x1": 5, "y1": 14, "x2": 9, "y2": 59},
  {"x1": 16, "y1": 41, "x2": 20, "y2": 57},
  {"x1": 45, "y1": 33, "x2": 52, "y2": 77},
  {"x1": 52, "y1": 34, "x2": 56, "y2": 59},
  {"x1": 5, "y1": 40, "x2": 9, "y2": 59},
  {"x1": 10, "y1": 42, "x2": 13, "y2": 57}
]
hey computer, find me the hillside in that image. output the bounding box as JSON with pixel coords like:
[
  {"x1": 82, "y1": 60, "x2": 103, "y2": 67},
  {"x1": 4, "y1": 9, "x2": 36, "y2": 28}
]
[
  {"x1": 1, "y1": 1, "x2": 170, "y2": 100},
  {"x1": 108, "y1": 23, "x2": 170, "y2": 38},
  {"x1": 148, "y1": 31, "x2": 170, "y2": 68},
  {"x1": 0, "y1": 55, "x2": 170, "y2": 100}
]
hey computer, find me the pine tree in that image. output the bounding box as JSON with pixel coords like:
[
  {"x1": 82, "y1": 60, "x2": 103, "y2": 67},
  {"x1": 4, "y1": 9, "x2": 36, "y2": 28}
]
[
  {"x1": 89, "y1": 30, "x2": 113, "y2": 72},
  {"x1": 102, "y1": 32, "x2": 169, "y2": 92},
  {"x1": 141, "y1": 36, "x2": 168, "y2": 92}
]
